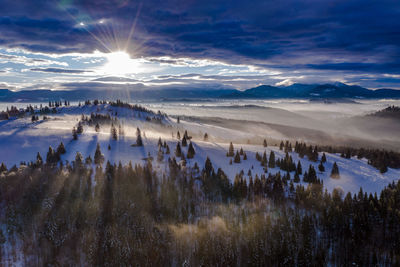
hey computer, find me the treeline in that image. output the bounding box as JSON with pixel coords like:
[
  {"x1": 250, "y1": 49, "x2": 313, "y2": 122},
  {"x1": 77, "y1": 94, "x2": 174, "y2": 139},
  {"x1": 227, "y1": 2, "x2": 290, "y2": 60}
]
[
  {"x1": 0, "y1": 153, "x2": 399, "y2": 265},
  {"x1": 369, "y1": 105, "x2": 400, "y2": 119},
  {"x1": 272, "y1": 139, "x2": 400, "y2": 174}
]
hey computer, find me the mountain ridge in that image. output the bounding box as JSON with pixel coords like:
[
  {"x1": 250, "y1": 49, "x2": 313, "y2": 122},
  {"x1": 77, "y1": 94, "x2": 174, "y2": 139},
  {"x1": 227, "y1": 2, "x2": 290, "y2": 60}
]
[{"x1": 1, "y1": 82, "x2": 400, "y2": 102}]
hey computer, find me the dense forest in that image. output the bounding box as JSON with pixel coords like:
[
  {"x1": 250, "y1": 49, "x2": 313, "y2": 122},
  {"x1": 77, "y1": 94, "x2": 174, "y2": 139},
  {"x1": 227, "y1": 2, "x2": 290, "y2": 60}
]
[{"x1": 0, "y1": 148, "x2": 400, "y2": 266}]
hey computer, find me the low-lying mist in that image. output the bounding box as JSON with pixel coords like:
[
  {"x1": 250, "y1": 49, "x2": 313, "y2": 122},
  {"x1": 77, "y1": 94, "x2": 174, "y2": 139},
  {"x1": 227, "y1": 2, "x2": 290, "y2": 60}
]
[{"x1": 143, "y1": 99, "x2": 400, "y2": 151}]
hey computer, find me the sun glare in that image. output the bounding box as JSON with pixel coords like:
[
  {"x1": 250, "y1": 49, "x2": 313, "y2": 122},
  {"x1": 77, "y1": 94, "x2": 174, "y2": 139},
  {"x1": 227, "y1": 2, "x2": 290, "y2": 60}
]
[{"x1": 102, "y1": 51, "x2": 139, "y2": 75}]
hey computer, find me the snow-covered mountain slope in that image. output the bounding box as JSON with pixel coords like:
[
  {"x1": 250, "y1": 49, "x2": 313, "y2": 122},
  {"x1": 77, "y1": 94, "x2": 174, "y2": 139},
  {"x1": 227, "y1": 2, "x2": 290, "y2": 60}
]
[{"x1": 0, "y1": 103, "x2": 398, "y2": 195}]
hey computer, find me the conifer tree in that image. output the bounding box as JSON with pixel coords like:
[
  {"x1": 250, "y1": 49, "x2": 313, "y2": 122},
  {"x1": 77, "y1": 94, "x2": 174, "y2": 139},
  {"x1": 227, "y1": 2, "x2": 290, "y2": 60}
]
[
  {"x1": 165, "y1": 145, "x2": 170, "y2": 154},
  {"x1": 77, "y1": 122, "x2": 84, "y2": 134},
  {"x1": 228, "y1": 142, "x2": 235, "y2": 157},
  {"x1": 157, "y1": 147, "x2": 164, "y2": 162},
  {"x1": 180, "y1": 156, "x2": 187, "y2": 168},
  {"x1": 75, "y1": 152, "x2": 83, "y2": 167},
  {"x1": 94, "y1": 143, "x2": 104, "y2": 165},
  {"x1": 36, "y1": 152, "x2": 43, "y2": 166},
  {"x1": 321, "y1": 153, "x2": 327, "y2": 163},
  {"x1": 95, "y1": 123, "x2": 100, "y2": 132},
  {"x1": 234, "y1": 150, "x2": 241, "y2": 163},
  {"x1": 330, "y1": 162, "x2": 340, "y2": 178},
  {"x1": 268, "y1": 151, "x2": 275, "y2": 168},
  {"x1": 263, "y1": 139, "x2": 268, "y2": 147},
  {"x1": 243, "y1": 152, "x2": 247, "y2": 160},
  {"x1": 204, "y1": 133, "x2": 208, "y2": 141},
  {"x1": 177, "y1": 131, "x2": 181, "y2": 140},
  {"x1": 187, "y1": 142, "x2": 195, "y2": 159},
  {"x1": 72, "y1": 127, "x2": 78, "y2": 140},
  {"x1": 297, "y1": 161, "x2": 302, "y2": 174},
  {"x1": 111, "y1": 124, "x2": 118, "y2": 140},
  {"x1": 262, "y1": 151, "x2": 268, "y2": 166},
  {"x1": 182, "y1": 135, "x2": 187, "y2": 147},
  {"x1": 279, "y1": 141, "x2": 284, "y2": 150},
  {"x1": 318, "y1": 162, "x2": 325, "y2": 172},
  {"x1": 294, "y1": 172, "x2": 300, "y2": 183},
  {"x1": 85, "y1": 156, "x2": 92, "y2": 165},
  {"x1": 56, "y1": 142, "x2": 66, "y2": 155},
  {"x1": 0, "y1": 163, "x2": 7, "y2": 173},
  {"x1": 175, "y1": 142, "x2": 182, "y2": 157},
  {"x1": 136, "y1": 127, "x2": 143, "y2": 146}
]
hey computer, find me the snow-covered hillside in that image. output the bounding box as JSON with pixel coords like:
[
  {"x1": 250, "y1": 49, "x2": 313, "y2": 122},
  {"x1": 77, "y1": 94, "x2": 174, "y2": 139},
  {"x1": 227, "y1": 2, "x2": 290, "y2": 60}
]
[{"x1": 0, "y1": 102, "x2": 398, "y2": 195}]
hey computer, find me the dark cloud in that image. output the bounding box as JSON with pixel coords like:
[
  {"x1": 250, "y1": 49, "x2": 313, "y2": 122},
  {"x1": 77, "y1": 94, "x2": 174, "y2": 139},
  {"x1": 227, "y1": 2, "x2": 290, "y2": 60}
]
[
  {"x1": 0, "y1": 0, "x2": 400, "y2": 86},
  {"x1": 30, "y1": 67, "x2": 92, "y2": 74}
]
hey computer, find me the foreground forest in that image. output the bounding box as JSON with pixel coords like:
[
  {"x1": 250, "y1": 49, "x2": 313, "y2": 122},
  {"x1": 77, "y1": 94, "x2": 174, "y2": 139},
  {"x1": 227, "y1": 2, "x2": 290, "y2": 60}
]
[
  {"x1": 0, "y1": 155, "x2": 400, "y2": 266},
  {"x1": 0, "y1": 100, "x2": 399, "y2": 266}
]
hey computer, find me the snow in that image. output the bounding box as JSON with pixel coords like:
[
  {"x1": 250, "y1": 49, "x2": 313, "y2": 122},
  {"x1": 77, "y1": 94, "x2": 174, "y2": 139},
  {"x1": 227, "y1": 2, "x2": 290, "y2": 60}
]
[{"x1": 0, "y1": 103, "x2": 399, "y2": 196}]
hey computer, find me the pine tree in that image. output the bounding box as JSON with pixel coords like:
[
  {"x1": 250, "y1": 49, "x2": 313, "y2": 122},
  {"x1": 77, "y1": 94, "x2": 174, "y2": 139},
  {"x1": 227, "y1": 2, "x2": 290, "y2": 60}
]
[
  {"x1": 318, "y1": 162, "x2": 325, "y2": 172},
  {"x1": 321, "y1": 152, "x2": 327, "y2": 163},
  {"x1": 177, "y1": 131, "x2": 181, "y2": 140},
  {"x1": 279, "y1": 141, "x2": 284, "y2": 150},
  {"x1": 330, "y1": 162, "x2": 340, "y2": 178},
  {"x1": 182, "y1": 135, "x2": 187, "y2": 147},
  {"x1": 180, "y1": 152, "x2": 186, "y2": 166},
  {"x1": 228, "y1": 142, "x2": 235, "y2": 157},
  {"x1": 111, "y1": 124, "x2": 118, "y2": 140},
  {"x1": 175, "y1": 142, "x2": 182, "y2": 157},
  {"x1": 204, "y1": 133, "x2": 208, "y2": 141},
  {"x1": 294, "y1": 172, "x2": 300, "y2": 182},
  {"x1": 94, "y1": 143, "x2": 104, "y2": 164},
  {"x1": 262, "y1": 151, "x2": 268, "y2": 166},
  {"x1": 297, "y1": 161, "x2": 302, "y2": 174},
  {"x1": 165, "y1": 145, "x2": 170, "y2": 154},
  {"x1": 157, "y1": 147, "x2": 164, "y2": 162},
  {"x1": 46, "y1": 146, "x2": 59, "y2": 164},
  {"x1": 85, "y1": 156, "x2": 92, "y2": 165},
  {"x1": 234, "y1": 150, "x2": 241, "y2": 163},
  {"x1": 36, "y1": 152, "x2": 43, "y2": 166},
  {"x1": 263, "y1": 139, "x2": 268, "y2": 147},
  {"x1": 77, "y1": 122, "x2": 83, "y2": 134},
  {"x1": 0, "y1": 163, "x2": 7, "y2": 173},
  {"x1": 268, "y1": 151, "x2": 275, "y2": 168},
  {"x1": 75, "y1": 152, "x2": 83, "y2": 167},
  {"x1": 187, "y1": 142, "x2": 195, "y2": 159},
  {"x1": 136, "y1": 127, "x2": 143, "y2": 146},
  {"x1": 243, "y1": 152, "x2": 247, "y2": 160},
  {"x1": 204, "y1": 157, "x2": 213, "y2": 176},
  {"x1": 72, "y1": 127, "x2": 78, "y2": 140},
  {"x1": 56, "y1": 142, "x2": 66, "y2": 155},
  {"x1": 95, "y1": 123, "x2": 100, "y2": 132}
]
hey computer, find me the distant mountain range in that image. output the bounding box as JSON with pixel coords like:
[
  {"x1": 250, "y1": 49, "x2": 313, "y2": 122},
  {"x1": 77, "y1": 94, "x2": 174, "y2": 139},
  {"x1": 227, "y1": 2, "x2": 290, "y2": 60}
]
[{"x1": 1, "y1": 82, "x2": 400, "y2": 102}]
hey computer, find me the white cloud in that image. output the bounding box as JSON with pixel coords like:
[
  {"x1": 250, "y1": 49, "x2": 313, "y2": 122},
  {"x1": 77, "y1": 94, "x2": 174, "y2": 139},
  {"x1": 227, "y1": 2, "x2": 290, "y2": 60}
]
[{"x1": 275, "y1": 79, "x2": 294, "y2": 86}]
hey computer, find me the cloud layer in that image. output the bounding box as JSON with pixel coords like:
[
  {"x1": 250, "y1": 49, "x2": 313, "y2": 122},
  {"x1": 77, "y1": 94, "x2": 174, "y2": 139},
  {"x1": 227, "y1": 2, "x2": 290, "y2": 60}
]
[{"x1": 0, "y1": 0, "x2": 399, "y2": 89}]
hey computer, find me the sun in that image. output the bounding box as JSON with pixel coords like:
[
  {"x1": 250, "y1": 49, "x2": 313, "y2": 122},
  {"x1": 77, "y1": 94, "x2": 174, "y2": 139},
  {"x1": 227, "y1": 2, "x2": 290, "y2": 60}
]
[{"x1": 102, "y1": 51, "x2": 139, "y2": 75}]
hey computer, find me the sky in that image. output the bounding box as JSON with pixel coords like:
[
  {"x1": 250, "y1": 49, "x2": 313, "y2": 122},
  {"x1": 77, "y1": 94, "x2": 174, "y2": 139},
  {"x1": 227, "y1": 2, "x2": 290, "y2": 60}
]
[{"x1": 0, "y1": 0, "x2": 399, "y2": 91}]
